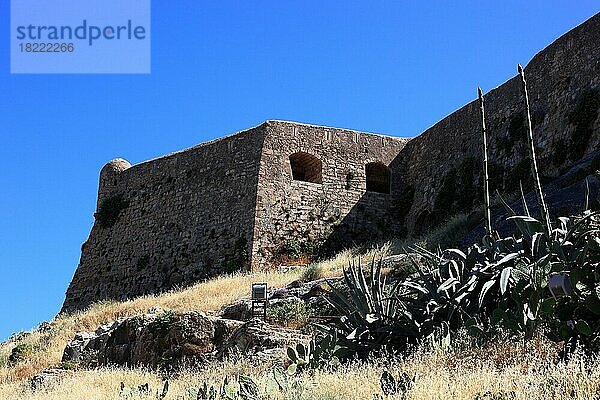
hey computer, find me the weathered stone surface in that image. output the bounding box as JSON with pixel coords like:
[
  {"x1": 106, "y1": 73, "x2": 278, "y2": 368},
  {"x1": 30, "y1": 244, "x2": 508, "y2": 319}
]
[
  {"x1": 217, "y1": 318, "x2": 308, "y2": 359},
  {"x1": 219, "y1": 299, "x2": 253, "y2": 321},
  {"x1": 461, "y1": 154, "x2": 600, "y2": 246},
  {"x1": 62, "y1": 121, "x2": 408, "y2": 313},
  {"x1": 252, "y1": 122, "x2": 408, "y2": 270},
  {"x1": 30, "y1": 368, "x2": 70, "y2": 391},
  {"x1": 399, "y1": 14, "x2": 600, "y2": 233},
  {"x1": 62, "y1": 311, "x2": 306, "y2": 368},
  {"x1": 62, "y1": 311, "x2": 238, "y2": 368}
]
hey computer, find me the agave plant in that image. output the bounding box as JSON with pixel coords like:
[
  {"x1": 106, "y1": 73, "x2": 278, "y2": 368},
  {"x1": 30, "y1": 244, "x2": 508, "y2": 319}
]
[
  {"x1": 324, "y1": 258, "x2": 420, "y2": 355},
  {"x1": 405, "y1": 237, "x2": 523, "y2": 338}
]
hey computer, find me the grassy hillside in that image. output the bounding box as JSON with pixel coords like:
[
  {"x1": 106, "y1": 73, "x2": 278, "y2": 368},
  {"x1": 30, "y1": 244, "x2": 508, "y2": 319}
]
[
  {"x1": 0, "y1": 270, "x2": 300, "y2": 383},
  {"x1": 0, "y1": 248, "x2": 381, "y2": 387},
  {"x1": 1, "y1": 244, "x2": 599, "y2": 399},
  {"x1": 1, "y1": 330, "x2": 598, "y2": 399}
]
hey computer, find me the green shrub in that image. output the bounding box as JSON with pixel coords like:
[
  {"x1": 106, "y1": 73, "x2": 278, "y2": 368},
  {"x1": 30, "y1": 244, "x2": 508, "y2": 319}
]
[
  {"x1": 60, "y1": 360, "x2": 80, "y2": 370},
  {"x1": 268, "y1": 301, "x2": 312, "y2": 327},
  {"x1": 284, "y1": 240, "x2": 303, "y2": 260},
  {"x1": 95, "y1": 195, "x2": 129, "y2": 228},
  {"x1": 9, "y1": 342, "x2": 36, "y2": 364},
  {"x1": 222, "y1": 237, "x2": 249, "y2": 273},
  {"x1": 282, "y1": 239, "x2": 322, "y2": 261},
  {"x1": 568, "y1": 88, "x2": 600, "y2": 161},
  {"x1": 301, "y1": 263, "x2": 324, "y2": 282},
  {"x1": 286, "y1": 332, "x2": 344, "y2": 373}
]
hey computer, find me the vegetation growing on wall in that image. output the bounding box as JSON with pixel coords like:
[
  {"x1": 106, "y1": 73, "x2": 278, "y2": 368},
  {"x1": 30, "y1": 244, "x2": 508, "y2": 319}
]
[
  {"x1": 496, "y1": 112, "x2": 526, "y2": 155},
  {"x1": 95, "y1": 195, "x2": 129, "y2": 228},
  {"x1": 281, "y1": 239, "x2": 322, "y2": 262},
  {"x1": 344, "y1": 171, "x2": 356, "y2": 190},
  {"x1": 136, "y1": 255, "x2": 150, "y2": 271},
  {"x1": 504, "y1": 159, "x2": 532, "y2": 193},
  {"x1": 568, "y1": 88, "x2": 600, "y2": 162},
  {"x1": 553, "y1": 138, "x2": 568, "y2": 166},
  {"x1": 477, "y1": 162, "x2": 504, "y2": 200},
  {"x1": 431, "y1": 158, "x2": 483, "y2": 228},
  {"x1": 395, "y1": 185, "x2": 415, "y2": 237},
  {"x1": 432, "y1": 168, "x2": 457, "y2": 224},
  {"x1": 457, "y1": 157, "x2": 477, "y2": 211},
  {"x1": 222, "y1": 237, "x2": 249, "y2": 273}
]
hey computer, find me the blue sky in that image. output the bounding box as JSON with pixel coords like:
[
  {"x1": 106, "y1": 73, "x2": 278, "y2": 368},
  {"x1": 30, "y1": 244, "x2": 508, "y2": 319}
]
[{"x1": 0, "y1": 1, "x2": 598, "y2": 340}]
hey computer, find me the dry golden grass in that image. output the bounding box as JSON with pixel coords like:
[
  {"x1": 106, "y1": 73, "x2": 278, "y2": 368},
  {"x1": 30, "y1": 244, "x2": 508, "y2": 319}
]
[
  {"x1": 310, "y1": 244, "x2": 390, "y2": 275},
  {"x1": 1, "y1": 337, "x2": 599, "y2": 399},
  {"x1": 0, "y1": 244, "x2": 388, "y2": 387},
  {"x1": 0, "y1": 269, "x2": 304, "y2": 384},
  {"x1": 0, "y1": 244, "x2": 391, "y2": 386}
]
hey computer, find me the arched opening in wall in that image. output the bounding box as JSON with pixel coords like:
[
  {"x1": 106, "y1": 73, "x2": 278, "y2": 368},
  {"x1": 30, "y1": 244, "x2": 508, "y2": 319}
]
[
  {"x1": 289, "y1": 152, "x2": 323, "y2": 184},
  {"x1": 365, "y1": 162, "x2": 391, "y2": 194}
]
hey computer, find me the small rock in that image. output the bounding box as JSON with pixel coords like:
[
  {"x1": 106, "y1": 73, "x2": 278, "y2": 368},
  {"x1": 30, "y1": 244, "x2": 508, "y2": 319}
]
[
  {"x1": 219, "y1": 299, "x2": 252, "y2": 321},
  {"x1": 62, "y1": 311, "x2": 221, "y2": 368},
  {"x1": 305, "y1": 282, "x2": 326, "y2": 298},
  {"x1": 287, "y1": 279, "x2": 303, "y2": 288},
  {"x1": 269, "y1": 287, "x2": 289, "y2": 299},
  {"x1": 30, "y1": 369, "x2": 69, "y2": 391}
]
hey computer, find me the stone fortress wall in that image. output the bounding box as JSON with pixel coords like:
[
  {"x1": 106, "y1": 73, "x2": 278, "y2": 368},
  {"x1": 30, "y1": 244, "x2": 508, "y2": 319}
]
[
  {"x1": 62, "y1": 127, "x2": 266, "y2": 312},
  {"x1": 62, "y1": 12, "x2": 600, "y2": 312}
]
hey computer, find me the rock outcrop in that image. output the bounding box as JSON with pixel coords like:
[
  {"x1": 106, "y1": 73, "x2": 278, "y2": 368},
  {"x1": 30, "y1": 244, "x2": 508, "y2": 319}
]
[
  {"x1": 219, "y1": 277, "x2": 336, "y2": 322},
  {"x1": 62, "y1": 311, "x2": 307, "y2": 369}
]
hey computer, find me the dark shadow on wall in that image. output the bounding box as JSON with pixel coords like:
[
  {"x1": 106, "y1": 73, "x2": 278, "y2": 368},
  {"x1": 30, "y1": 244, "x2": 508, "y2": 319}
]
[
  {"x1": 319, "y1": 148, "x2": 600, "y2": 257},
  {"x1": 318, "y1": 153, "x2": 414, "y2": 256}
]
